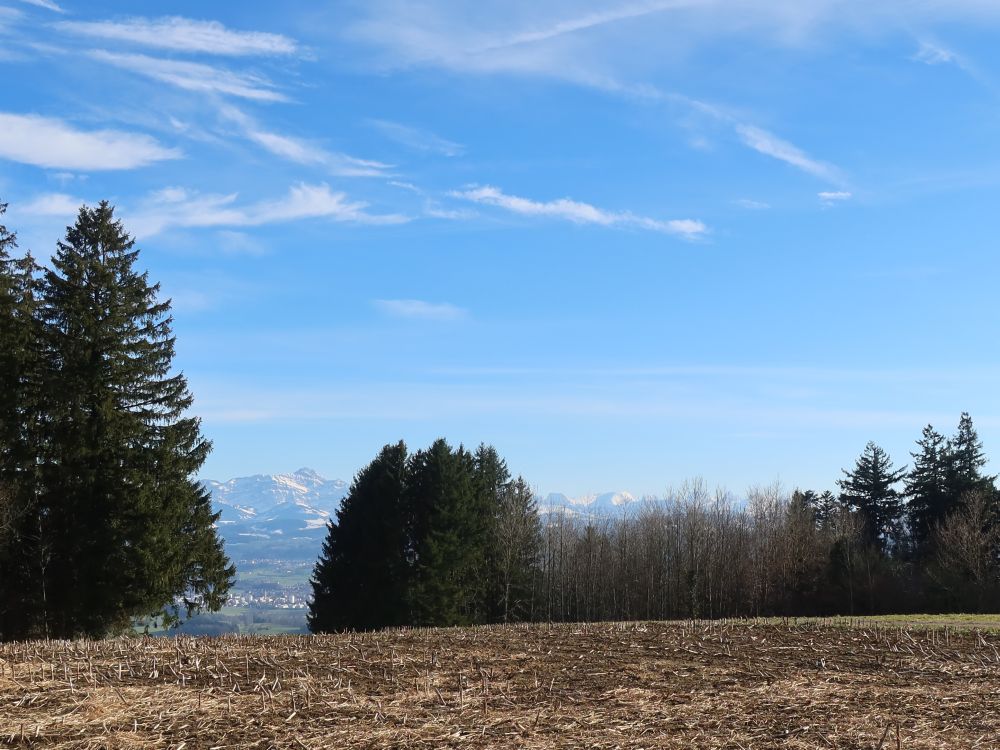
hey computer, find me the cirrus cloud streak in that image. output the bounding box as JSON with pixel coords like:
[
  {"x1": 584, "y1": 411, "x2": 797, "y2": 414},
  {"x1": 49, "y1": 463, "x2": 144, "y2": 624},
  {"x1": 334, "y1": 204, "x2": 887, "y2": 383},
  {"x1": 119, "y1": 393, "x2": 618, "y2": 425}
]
[
  {"x1": 452, "y1": 185, "x2": 707, "y2": 239},
  {"x1": 88, "y1": 50, "x2": 288, "y2": 102},
  {"x1": 57, "y1": 16, "x2": 298, "y2": 56}
]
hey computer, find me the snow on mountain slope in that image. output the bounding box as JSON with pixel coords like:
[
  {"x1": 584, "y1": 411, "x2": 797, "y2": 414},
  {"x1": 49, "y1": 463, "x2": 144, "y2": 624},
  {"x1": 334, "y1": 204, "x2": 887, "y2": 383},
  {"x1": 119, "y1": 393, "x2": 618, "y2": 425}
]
[
  {"x1": 204, "y1": 468, "x2": 347, "y2": 527},
  {"x1": 201, "y1": 468, "x2": 349, "y2": 560},
  {"x1": 538, "y1": 490, "x2": 650, "y2": 517}
]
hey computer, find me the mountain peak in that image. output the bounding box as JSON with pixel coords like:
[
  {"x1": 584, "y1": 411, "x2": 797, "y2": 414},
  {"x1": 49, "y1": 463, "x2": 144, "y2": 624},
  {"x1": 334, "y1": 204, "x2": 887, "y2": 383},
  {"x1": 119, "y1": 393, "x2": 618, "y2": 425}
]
[{"x1": 293, "y1": 467, "x2": 322, "y2": 479}]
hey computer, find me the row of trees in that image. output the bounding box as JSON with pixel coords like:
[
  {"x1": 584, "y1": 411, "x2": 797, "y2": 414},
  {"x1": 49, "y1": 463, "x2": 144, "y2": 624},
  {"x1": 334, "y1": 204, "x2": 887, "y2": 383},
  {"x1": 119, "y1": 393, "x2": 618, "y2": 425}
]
[
  {"x1": 832, "y1": 414, "x2": 994, "y2": 557},
  {"x1": 537, "y1": 480, "x2": 998, "y2": 622},
  {"x1": 0, "y1": 201, "x2": 233, "y2": 641},
  {"x1": 538, "y1": 414, "x2": 999, "y2": 620},
  {"x1": 308, "y1": 440, "x2": 540, "y2": 632},
  {"x1": 317, "y1": 418, "x2": 999, "y2": 630}
]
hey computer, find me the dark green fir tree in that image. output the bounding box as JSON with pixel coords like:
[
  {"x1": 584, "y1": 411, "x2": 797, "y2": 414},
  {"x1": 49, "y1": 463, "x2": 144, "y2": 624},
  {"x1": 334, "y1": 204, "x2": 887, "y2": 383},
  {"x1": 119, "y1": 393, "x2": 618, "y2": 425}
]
[
  {"x1": 36, "y1": 202, "x2": 232, "y2": 638},
  {"x1": 905, "y1": 424, "x2": 951, "y2": 551},
  {"x1": 0, "y1": 203, "x2": 44, "y2": 640},
  {"x1": 945, "y1": 413, "x2": 995, "y2": 506},
  {"x1": 308, "y1": 441, "x2": 409, "y2": 632},
  {"x1": 405, "y1": 439, "x2": 480, "y2": 626},
  {"x1": 814, "y1": 490, "x2": 841, "y2": 528},
  {"x1": 838, "y1": 441, "x2": 906, "y2": 554},
  {"x1": 472, "y1": 443, "x2": 511, "y2": 622}
]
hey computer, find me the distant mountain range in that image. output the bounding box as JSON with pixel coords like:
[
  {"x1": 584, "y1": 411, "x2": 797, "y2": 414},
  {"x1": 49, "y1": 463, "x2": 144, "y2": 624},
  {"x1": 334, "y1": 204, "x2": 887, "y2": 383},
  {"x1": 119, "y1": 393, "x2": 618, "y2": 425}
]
[
  {"x1": 538, "y1": 491, "x2": 642, "y2": 516},
  {"x1": 202, "y1": 468, "x2": 649, "y2": 562},
  {"x1": 202, "y1": 468, "x2": 348, "y2": 561}
]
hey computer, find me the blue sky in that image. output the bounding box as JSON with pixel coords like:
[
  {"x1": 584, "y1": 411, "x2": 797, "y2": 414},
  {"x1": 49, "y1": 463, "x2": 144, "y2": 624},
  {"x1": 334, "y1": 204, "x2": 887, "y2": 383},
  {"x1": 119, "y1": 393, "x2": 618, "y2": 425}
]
[{"x1": 3, "y1": 0, "x2": 1000, "y2": 497}]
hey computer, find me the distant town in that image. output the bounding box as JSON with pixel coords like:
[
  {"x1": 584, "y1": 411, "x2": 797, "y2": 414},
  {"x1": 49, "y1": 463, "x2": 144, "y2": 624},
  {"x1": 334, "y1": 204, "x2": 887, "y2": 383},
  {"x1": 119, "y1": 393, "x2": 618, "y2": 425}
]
[
  {"x1": 224, "y1": 559, "x2": 313, "y2": 612},
  {"x1": 225, "y1": 591, "x2": 309, "y2": 610}
]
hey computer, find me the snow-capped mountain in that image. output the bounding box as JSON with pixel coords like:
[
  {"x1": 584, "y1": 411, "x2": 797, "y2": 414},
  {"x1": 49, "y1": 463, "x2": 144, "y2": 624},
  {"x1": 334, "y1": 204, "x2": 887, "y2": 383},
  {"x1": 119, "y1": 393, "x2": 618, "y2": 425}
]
[
  {"x1": 538, "y1": 490, "x2": 648, "y2": 517},
  {"x1": 205, "y1": 468, "x2": 347, "y2": 529},
  {"x1": 201, "y1": 468, "x2": 348, "y2": 561}
]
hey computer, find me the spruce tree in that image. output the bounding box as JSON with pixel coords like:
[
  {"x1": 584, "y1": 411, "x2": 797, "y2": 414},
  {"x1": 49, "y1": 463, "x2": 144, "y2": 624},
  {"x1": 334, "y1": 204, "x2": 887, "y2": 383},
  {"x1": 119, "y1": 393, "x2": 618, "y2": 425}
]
[
  {"x1": 946, "y1": 413, "x2": 995, "y2": 505},
  {"x1": 0, "y1": 205, "x2": 19, "y2": 637},
  {"x1": 791, "y1": 489, "x2": 840, "y2": 529},
  {"x1": 905, "y1": 425, "x2": 950, "y2": 551},
  {"x1": 0, "y1": 205, "x2": 44, "y2": 640},
  {"x1": 405, "y1": 439, "x2": 480, "y2": 626},
  {"x1": 36, "y1": 201, "x2": 232, "y2": 637},
  {"x1": 838, "y1": 441, "x2": 906, "y2": 554},
  {"x1": 472, "y1": 444, "x2": 511, "y2": 622},
  {"x1": 308, "y1": 442, "x2": 409, "y2": 632},
  {"x1": 814, "y1": 491, "x2": 840, "y2": 528}
]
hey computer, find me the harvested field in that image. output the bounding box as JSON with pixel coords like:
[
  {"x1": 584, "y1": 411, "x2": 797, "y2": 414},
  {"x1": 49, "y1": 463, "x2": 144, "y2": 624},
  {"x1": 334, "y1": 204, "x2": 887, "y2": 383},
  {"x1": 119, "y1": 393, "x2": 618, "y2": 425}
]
[{"x1": 2, "y1": 620, "x2": 999, "y2": 748}]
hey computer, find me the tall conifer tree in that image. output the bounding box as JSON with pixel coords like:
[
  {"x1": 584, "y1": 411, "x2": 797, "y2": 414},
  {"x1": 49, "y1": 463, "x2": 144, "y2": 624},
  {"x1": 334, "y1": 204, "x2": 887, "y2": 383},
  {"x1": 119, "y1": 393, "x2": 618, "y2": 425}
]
[
  {"x1": 472, "y1": 444, "x2": 510, "y2": 622},
  {"x1": 308, "y1": 442, "x2": 409, "y2": 632},
  {"x1": 405, "y1": 439, "x2": 480, "y2": 626},
  {"x1": 36, "y1": 202, "x2": 232, "y2": 637},
  {"x1": 946, "y1": 413, "x2": 994, "y2": 505},
  {"x1": 838, "y1": 442, "x2": 906, "y2": 553},
  {"x1": 905, "y1": 425, "x2": 950, "y2": 550},
  {"x1": 0, "y1": 204, "x2": 45, "y2": 640}
]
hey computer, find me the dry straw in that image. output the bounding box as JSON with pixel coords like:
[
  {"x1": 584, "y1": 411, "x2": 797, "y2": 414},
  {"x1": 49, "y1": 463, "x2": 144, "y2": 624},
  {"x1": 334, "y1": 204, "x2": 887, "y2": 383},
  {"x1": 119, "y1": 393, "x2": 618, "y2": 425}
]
[{"x1": 2, "y1": 620, "x2": 999, "y2": 748}]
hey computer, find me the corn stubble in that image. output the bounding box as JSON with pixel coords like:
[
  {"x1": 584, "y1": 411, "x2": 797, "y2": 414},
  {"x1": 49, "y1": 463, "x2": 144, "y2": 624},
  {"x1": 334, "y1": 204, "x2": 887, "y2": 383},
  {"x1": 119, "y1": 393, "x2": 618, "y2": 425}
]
[{"x1": 1, "y1": 621, "x2": 998, "y2": 748}]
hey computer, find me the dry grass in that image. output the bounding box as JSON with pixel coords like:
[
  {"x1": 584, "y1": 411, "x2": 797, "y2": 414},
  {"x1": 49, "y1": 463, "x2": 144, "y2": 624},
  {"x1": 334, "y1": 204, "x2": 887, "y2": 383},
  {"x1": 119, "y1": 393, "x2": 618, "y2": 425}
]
[{"x1": 2, "y1": 620, "x2": 999, "y2": 748}]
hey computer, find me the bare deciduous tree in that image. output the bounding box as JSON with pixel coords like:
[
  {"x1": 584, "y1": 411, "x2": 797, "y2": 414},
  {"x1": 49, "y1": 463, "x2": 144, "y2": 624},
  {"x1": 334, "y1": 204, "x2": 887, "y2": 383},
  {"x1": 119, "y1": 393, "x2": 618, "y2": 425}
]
[{"x1": 929, "y1": 490, "x2": 1000, "y2": 612}]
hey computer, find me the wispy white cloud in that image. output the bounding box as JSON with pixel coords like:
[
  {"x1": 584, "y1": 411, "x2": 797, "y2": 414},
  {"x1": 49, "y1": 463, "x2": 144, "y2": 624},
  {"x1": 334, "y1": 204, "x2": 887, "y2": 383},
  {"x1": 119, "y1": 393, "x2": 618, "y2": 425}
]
[
  {"x1": 14, "y1": 0, "x2": 64, "y2": 13},
  {"x1": 477, "y1": 2, "x2": 682, "y2": 52},
  {"x1": 0, "y1": 7, "x2": 25, "y2": 27},
  {"x1": 735, "y1": 198, "x2": 770, "y2": 210},
  {"x1": 453, "y1": 184, "x2": 707, "y2": 239},
  {"x1": 0, "y1": 113, "x2": 180, "y2": 170},
  {"x1": 248, "y1": 131, "x2": 390, "y2": 175},
  {"x1": 913, "y1": 39, "x2": 957, "y2": 66},
  {"x1": 57, "y1": 17, "x2": 298, "y2": 56},
  {"x1": 48, "y1": 171, "x2": 84, "y2": 186},
  {"x1": 736, "y1": 124, "x2": 843, "y2": 184},
  {"x1": 215, "y1": 230, "x2": 268, "y2": 256},
  {"x1": 220, "y1": 107, "x2": 390, "y2": 177},
  {"x1": 423, "y1": 203, "x2": 476, "y2": 220},
  {"x1": 389, "y1": 180, "x2": 420, "y2": 192},
  {"x1": 125, "y1": 183, "x2": 409, "y2": 238},
  {"x1": 388, "y1": 180, "x2": 475, "y2": 219},
  {"x1": 910, "y1": 38, "x2": 989, "y2": 89},
  {"x1": 19, "y1": 192, "x2": 83, "y2": 216},
  {"x1": 349, "y1": 1, "x2": 1000, "y2": 78},
  {"x1": 88, "y1": 50, "x2": 288, "y2": 102},
  {"x1": 374, "y1": 299, "x2": 468, "y2": 321},
  {"x1": 369, "y1": 120, "x2": 465, "y2": 156},
  {"x1": 818, "y1": 190, "x2": 851, "y2": 205},
  {"x1": 348, "y1": 5, "x2": 847, "y2": 185}
]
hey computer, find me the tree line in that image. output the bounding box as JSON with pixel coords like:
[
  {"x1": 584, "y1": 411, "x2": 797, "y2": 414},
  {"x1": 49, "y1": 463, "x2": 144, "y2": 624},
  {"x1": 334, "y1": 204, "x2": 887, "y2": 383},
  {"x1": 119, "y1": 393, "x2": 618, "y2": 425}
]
[
  {"x1": 540, "y1": 414, "x2": 1000, "y2": 620},
  {"x1": 0, "y1": 201, "x2": 233, "y2": 641},
  {"x1": 313, "y1": 417, "x2": 999, "y2": 630}
]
